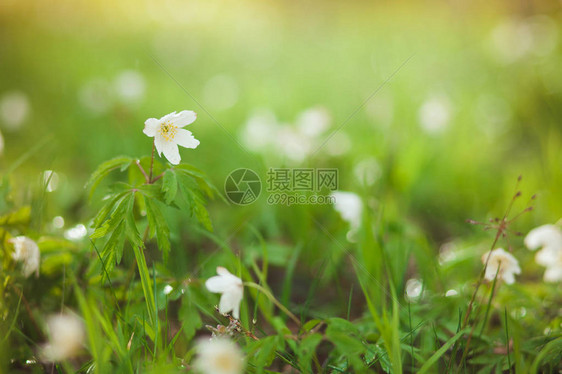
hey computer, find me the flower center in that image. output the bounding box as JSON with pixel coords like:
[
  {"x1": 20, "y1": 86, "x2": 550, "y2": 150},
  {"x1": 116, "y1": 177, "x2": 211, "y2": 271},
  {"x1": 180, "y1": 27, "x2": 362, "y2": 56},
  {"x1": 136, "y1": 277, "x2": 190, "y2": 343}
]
[
  {"x1": 214, "y1": 352, "x2": 238, "y2": 371},
  {"x1": 159, "y1": 122, "x2": 178, "y2": 142}
]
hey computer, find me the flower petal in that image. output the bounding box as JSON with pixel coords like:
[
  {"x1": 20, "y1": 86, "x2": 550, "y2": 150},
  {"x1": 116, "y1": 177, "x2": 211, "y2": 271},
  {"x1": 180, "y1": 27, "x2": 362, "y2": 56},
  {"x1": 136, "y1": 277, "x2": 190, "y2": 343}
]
[
  {"x1": 153, "y1": 134, "x2": 166, "y2": 157},
  {"x1": 544, "y1": 266, "x2": 562, "y2": 282},
  {"x1": 162, "y1": 141, "x2": 181, "y2": 165},
  {"x1": 174, "y1": 110, "x2": 197, "y2": 128},
  {"x1": 175, "y1": 129, "x2": 200, "y2": 149},
  {"x1": 218, "y1": 286, "x2": 243, "y2": 319},
  {"x1": 143, "y1": 118, "x2": 160, "y2": 137},
  {"x1": 205, "y1": 275, "x2": 232, "y2": 293},
  {"x1": 524, "y1": 224, "x2": 562, "y2": 251}
]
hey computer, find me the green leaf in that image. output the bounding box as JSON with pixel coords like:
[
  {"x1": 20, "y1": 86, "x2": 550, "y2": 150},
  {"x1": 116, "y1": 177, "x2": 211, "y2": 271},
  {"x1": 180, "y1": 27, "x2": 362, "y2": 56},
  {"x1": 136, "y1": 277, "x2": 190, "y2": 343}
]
[
  {"x1": 145, "y1": 198, "x2": 171, "y2": 261},
  {"x1": 90, "y1": 193, "x2": 133, "y2": 239},
  {"x1": 162, "y1": 170, "x2": 178, "y2": 205},
  {"x1": 0, "y1": 206, "x2": 30, "y2": 227},
  {"x1": 418, "y1": 329, "x2": 467, "y2": 374},
  {"x1": 86, "y1": 156, "x2": 133, "y2": 199},
  {"x1": 101, "y1": 220, "x2": 126, "y2": 272},
  {"x1": 177, "y1": 174, "x2": 213, "y2": 231},
  {"x1": 250, "y1": 336, "x2": 281, "y2": 371},
  {"x1": 298, "y1": 333, "x2": 323, "y2": 373}
]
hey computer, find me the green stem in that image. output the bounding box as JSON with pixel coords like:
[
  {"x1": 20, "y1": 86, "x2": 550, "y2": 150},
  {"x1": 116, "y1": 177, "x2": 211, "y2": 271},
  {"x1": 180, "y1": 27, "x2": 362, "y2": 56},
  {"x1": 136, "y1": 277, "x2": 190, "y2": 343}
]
[
  {"x1": 244, "y1": 282, "x2": 301, "y2": 327},
  {"x1": 149, "y1": 139, "x2": 155, "y2": 183}
]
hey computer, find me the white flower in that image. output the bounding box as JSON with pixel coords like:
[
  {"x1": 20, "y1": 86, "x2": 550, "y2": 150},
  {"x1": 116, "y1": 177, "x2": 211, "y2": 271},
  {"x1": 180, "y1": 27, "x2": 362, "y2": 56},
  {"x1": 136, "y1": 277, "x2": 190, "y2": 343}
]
[
  {"x1": 524, "y1": 224, "x2": 562, "y2": 282},
  {"x1": 481, "y1": 248, "x2": 521, "y2": 285},
  {"x1": 0, "y1": 91, "x2": 30, "y2": 131},
  {"x1": 205, "y1": 267, "x2": 244, "y2": 319},
  {"x1": 295, "y1": 106, "x2": 331, "y2": 138},
  {"x1": 41, "y1": 313, "x2": 85, "y2": 362},
  {"x1": 418, "y1": 95, "x2": 451, "y2": 134},
  {"x1": 9, "y1": 236, "x2": 40, "y2": 278},
  {"x1": 331, "y1": 191, "x2": 363, "y2": 241},
  {"x1": 240, "y1": 109, "x2": 279, "y2": 152},
  {"x1": 143, "y1": 110, "x2": 200, "y2": 165},
  {"x1": 114, "y1": 70, "x2": 145, "y2": 104},
  {"x1": 353, "y1": 157, "x2": 382, "y2": 187},
  {"x1": 194, "y1": 337, "x2": 244, "y2": 374}
]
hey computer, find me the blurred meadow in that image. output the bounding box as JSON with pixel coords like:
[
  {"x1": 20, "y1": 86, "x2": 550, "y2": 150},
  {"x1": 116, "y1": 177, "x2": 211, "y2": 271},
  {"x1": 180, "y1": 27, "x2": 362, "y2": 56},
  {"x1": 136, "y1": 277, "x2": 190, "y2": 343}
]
[{"x1": 1, "y1": 0, "x2": 562, "y2": 372}]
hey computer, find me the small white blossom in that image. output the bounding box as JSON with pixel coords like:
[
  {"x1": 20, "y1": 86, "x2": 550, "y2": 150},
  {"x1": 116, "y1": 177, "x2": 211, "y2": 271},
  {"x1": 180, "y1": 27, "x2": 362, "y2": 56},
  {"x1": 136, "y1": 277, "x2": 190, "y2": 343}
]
[
  {"x1": 205, "y1": 267, "x2": 244, "y2": 319},
  {"x1": 481, "y1": 248, "x2": 521, "y2": 285},
  {"x1": 0, "y1": 91, "x2": 30, "y2": 130},
  {"x1": 295, "y1": 106, "x2": 331, "y2": 138},
  {"x1": 114, "y1": 70, "x2": 146, "y2": 104},
  {"x1": 143, "y1": 110, "x2": 199, "y2": 165},
  {"x1": 418, "y1": 95, "x2": 451, "y2": 134},
  {"x1": 194, "y1": 337, "x2": 244, "y2": 374},
  {"x1": 9, "y1": 236, "x2": 40, "y2": 278},
  {"x1": 41, "y1": 313, "x2": 85, "y2": 362},
  {"x1": 525, "y1": 224, "x2": 562, "y2": 282},
  {"x1": 331, "y1": 191, "x2": 363, "y2": 241}
]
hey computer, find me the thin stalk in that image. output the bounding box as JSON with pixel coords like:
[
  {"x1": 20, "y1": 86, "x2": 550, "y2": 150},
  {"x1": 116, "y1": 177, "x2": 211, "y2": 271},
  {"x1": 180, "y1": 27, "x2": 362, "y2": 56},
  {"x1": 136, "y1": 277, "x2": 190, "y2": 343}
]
[
  {"x1": 149, "y1": 139, "x2": 155, "y2": 183},
  {"x1": 244, "y1": 282, "x2": 301, "y2": 327}
]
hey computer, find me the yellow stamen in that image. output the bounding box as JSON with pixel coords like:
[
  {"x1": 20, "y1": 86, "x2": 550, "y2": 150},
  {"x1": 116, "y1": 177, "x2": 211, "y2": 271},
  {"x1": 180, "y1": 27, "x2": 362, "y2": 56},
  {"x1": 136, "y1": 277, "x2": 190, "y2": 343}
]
[{"x1": 159, "y1": 122, "x2": 178, "y2": 142}]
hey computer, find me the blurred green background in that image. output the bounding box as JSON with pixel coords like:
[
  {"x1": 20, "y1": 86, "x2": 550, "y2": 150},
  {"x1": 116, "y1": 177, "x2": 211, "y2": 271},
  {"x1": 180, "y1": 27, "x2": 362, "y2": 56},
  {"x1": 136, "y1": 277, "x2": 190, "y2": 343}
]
[{"x1": 1, "y1": 0, "x2": 561, "y2": 279}]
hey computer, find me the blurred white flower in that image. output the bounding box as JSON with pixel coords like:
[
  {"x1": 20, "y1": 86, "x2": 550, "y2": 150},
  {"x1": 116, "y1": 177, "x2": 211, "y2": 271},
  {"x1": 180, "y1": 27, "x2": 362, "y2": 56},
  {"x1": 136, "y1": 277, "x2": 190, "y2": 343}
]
[
  {"x1": 143, "y1": 110, "x2": 199, "y2": 165},
  {"x1": 9, "y1": 236, "x2": 40, "y2": 278},
  {"x1": 205, "y1": 267, "x2": 244, "y2": 319},
  {"x1": 543, "y1": 262, "x2": 562, "y2": 283},
  {"x1": 524, "y1": 224, "x2": 562, "y2": 282},
  {"x1": 418, "y1": 95, "x2": 451, "y2": 134},
  {"x1": 64, "y1": 224, "x2": 87, "y2": 241},
  {"x1": 79, "y1": 78, "x2": 113, "y2": 115},
  {"x1": 0, "y1": 91, "x2": 30, "y2": 131},
  {"x1": 405, "y1": 278, "x2": 423, "y2": 302},
  {"x1": 277, "y1": 126, "x2": 312, "y2": 162},
  {"x1": 42, "y1": 170, "x2": 60, "y2": 192},
  {"x1": 41, "y1": 313, "x2": 85, "y2": 362},
  {"x1": 353, "y1": 157, "x2": 382, "y2": 187},
  {"x1": 490, "y1": 16, "x2": 558, "y2": 64},
  {"x1": 331, "y1": 191, "x2": 362, "y2": 241},
  {"x1": 295, "y1": 106, "x2": 331, "y2": 138},
  {"x1": 114, "y1": 70, "x2": 146, "y2": 104},
  {"x1": 240, "y1": 106, "x2": 332, "y2": 161},
  {"x1": 52, "y1": 216, "x2": 65, "y2": 229},
  {"x1": 194, "y1": 337, "x2": 244, "y2": 374},
  {"x1": 163, "y1": 284, "x2": 173, "y2": 295},
  {"x1": 203, "y1": 75, "x2": 239, "y2": 111},
  {"x1": 240, "y1": 109, "x2": 279, "y2": 152},
  {"x1": 481, "y1": 248, "x2": 521, "y2": 285},
  {"x1": 445, "y1": 289, "x2": 458, "y2": 297}
]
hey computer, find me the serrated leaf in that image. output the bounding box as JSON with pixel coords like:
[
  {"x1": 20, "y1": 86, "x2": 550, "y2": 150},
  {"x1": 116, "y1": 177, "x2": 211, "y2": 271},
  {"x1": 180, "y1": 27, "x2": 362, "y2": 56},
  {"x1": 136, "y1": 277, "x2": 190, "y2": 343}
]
[
  {"x1": 162, "y1": 170, "x2": 178, "y2": 205},
  {"x1": 177, "y1": 174, "x2": 213, "y2": 231},
  {"x1": 103, "y1": 220, "x2": 127, "y2": 267},
  {"x1": 90, "y1": 193, "x2": 133, "y2": 239},
  {"x1": 92, "y1": 191, "x2": 129, "y2": 230},
  {"x1": 86, "y1": 156, "x2": 133, "y2": 199},
  {"x1": 145, "y1": 198, "x2": 171, "y2": 261}
]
